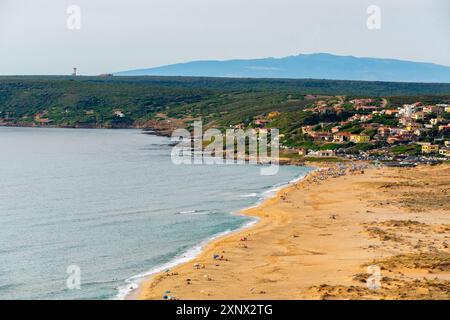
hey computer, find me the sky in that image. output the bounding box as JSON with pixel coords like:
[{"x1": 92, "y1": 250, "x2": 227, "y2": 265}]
[{"x1": 0, "y1": 0, "x2": 449, "y2": 75}]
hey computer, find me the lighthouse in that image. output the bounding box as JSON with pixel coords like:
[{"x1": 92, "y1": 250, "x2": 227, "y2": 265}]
[{"x1": 72, "y1": 67, "x2": 77, "y2": 76}]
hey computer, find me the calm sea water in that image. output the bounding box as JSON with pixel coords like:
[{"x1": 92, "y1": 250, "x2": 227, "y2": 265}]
[{"x1": 0, "y1": 127, "x2": 310, "y2": 300}]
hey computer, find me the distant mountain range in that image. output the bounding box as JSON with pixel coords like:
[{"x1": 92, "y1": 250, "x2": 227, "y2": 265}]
[{"x1": 115, "y1": 53, "x2": 450, "y2": 83}]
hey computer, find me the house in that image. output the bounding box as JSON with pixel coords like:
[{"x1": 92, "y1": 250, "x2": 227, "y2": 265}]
[
  {"x1": 414, "y1": 128, "x2": 427, "y2": 136},
  {"x1": 385, "y1": 109, "x2": 400, "y2": 116},
  {"x1": 113, "y1": 110, "x2": 125, "y2": 118},
  {"x1": 301, "y1": 125, "x2": 315, "y2": 135},
  {"x1": 254, "y1": 119, "x2": 269, "y2": 127},
  {"x1": 377, "y1": 126, "x2": 391, "y2": 137},
  {"x1": 333, "y1": 132, "x2": 352, "y2": 143},
  {"x1": 399, "y1": 104, "x2": 416, "y2": 118},
  {"x1": 386, "y1": 136, "x2": 400, "y2": 144},
  {"x1": 308, "y1": 150, "x2": 336, "y2": 157},
  {"x1": 389, "y1": 127, "x2": 404, "y2": 135},
  {"x1": 334, "y1": 107, "x2": 344, "y2": 114},
  {"x1": 315, "y1": 106, "x2": 334, "y2": 114},
  {"x1": 298, "y1": 148, "x2": 307, "y2": 156},
  {"x1": 436, "y1": 104, "x2": 449, "y2": 112},
  {"x1": 34, "y1": 113, "x2": 51, "y2": 124},
  {"x1": 405, "y1": 122, "x2": 423, "y2": 132},
  {"x1": 349, "y1": 114, "x2": 373, "y2": 122},
  {"x1": 423, "y1": 105, "x2": 439, "y2": 114},
  {"x1": 35, "y1": 117, "x2": 50, "y2": 124},
  {"x1": 355, "y1": 106, "x2": 378, "y2": 112},
  {"x1": 398, "y1": 117, "x2": 411, "y2": 126},
  {"x1": 331, "y1": 126, "x2": 341, "y2": 133},
  {"x1": 348, "y1": 114, "x2": 361, "y2": 122},
  {"x1": 430, "y1": 118, "x2": 442, "y2": 126},
  {"x1": 439, "y1": 148, "x2": 450, "y2": 157},
  {"x1": 267, "y1": 111, "x2": 281, "y2": 119},
  {"x1": 310, "y1": 132, "x2": 332, "y2": 141},
  {"x1": 411, "y1": 112, "x2": 425, "y2": 121},
  {"x1": 232, "y1": 123, "x2": 245, "y2": 129},
  {"x1": 438, "y1": 124, "x2": 450, "y2": 132},
  {"x1": 350, "y1": 134, "x2": 370, "y2": 143},
  {"x1": 360, "y1": 114, "x2": 373, "y2": 122},
  {"x1": 421, "y1": 143, "x2": 439, "y2": 154}
]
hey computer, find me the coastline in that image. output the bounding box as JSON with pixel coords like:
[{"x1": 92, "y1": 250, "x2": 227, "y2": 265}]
[
  {"x1": 136, "y1": 163, "x2": 450, "y2": 300},
  {"x1": 131, "y1": 164, "x2": 329, "y2": 300},
  {"x1": 120, "y1": 217, "x2": 260, "y2": 300},
  {"x1": 121, "y1": 168, "x2": 314, "y2": 300}
]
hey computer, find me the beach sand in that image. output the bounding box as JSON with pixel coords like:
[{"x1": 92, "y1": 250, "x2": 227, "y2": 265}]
[{"x1": 137, "y1": 164, "x2": 450, "y2": 300}]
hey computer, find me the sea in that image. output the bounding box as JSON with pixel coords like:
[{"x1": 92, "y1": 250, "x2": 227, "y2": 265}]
[{"x1": 0, "y1": 127, "x2": 311, "y2": 299}]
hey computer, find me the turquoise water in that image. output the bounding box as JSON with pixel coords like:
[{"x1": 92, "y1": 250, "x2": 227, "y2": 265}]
[{"x1": 0, "y1": 127, "x2": 310, "y2": 300}]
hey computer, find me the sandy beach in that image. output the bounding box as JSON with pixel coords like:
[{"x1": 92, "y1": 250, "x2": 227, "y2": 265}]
[{"x1": 137, "y1": 163, "x2": 450, "y2": 300}]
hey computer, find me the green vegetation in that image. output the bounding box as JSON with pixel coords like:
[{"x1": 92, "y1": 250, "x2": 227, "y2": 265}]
[
  {"x1": 390, "y1": 144, "x2": 421, "y2": 155},
  {"x1": 1, "y1": 76, "x2": 450, "y2": 128},
  {"x1": 0, "y1": 76, "x2": 449, "y2": 161}
]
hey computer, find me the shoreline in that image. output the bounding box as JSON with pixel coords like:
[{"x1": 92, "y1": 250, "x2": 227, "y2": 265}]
[
  {"x1": 136, "y1": 163, "x2": 450, "y2": 300},
  {"x1": 133, "y1": 164, "x2": 336, "y2": 300},
  {"x1": 120, "y1": 217, "x2": 260, "y2": 300},
  {"x1": 121, "y1": 168, "x2": 314, "y2": 300}
]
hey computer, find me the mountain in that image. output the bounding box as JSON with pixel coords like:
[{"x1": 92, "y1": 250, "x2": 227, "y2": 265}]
[{"x1": 115, "y1": 53, "x2": 450, "y2": 83}]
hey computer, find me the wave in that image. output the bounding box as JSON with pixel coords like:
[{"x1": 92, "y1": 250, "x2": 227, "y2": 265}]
[
  {"x1": 238, "y1": 193, "x2": 259, "y2": 198},
  {"x1": 175, "y1": 209, "x2": 210, "y2": 215}
]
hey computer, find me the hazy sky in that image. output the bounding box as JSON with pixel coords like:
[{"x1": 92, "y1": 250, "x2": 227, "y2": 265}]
[{"x1": 1, "y1": 0, "x2": 449, "y2": 75}]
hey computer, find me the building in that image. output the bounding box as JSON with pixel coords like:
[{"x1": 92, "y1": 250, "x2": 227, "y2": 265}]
[
  {"x1": 411, "y1": 112, "x2": 425, "y2": 121},
  {"x1": 421, "y1": 143, "x2": 439, "y2": 154},
  {"x1": 385, "y1": 109, "x2": 400, "y2": 116},
  {"x1": 301, "y1": 125, "x2": 315, "y2": 135},
  {"x1": 311, "y1": 132, "x2": 332, "y2": 141},
  {"x1": 267, "y1": 111, "x2": 280, "y2": 119},
  {"x1": 254, "y1": 119, "x2": 269, "y2": 127},
  {"x1": 333, "y1": 132, "x2": 352, "y2": 143},
  {"x1": 377, "y1": 126, "x2": 391, "y2": 137},
  {"x1": 355, "y1": 106, "x2": 378, "y2": 112},
  {"x1": 399, "y1": 104, "x2": 416, "y2": 118},
  {"x1": 423, "y1": 105, "x2": 439, "y2": 114},
  {"x1": 439, "y1": 148, "x2": 450, "y2": 157},
  {"x1": 430, "y1": 118, "x2": 442, "y2": 126},
  {"x1": 331, "y1": 126, "x2": 341, "y2": 133},
  {"x1": 113, "y1": 110, "x2": 125, "y2": 118},
  {"x1": 308, "y1": 150, "x2": 336, "y2": 157},
  {"x1": 405, "y1": 122, "x2": 423, "y2": 132},
  {"x1": 350, "y1": 134, "x2": 370, "y2": 143},
  {"x1": 232, "y1": 123, "x2": 245, "y2": 129},
  {"x1": 34, "y1": 112, "x2": 51, "y2": 124}
]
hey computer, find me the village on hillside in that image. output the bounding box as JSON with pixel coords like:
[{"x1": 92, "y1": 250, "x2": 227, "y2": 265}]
[{"x1": 231, "y1": 97, "x2": 450, "y2": 164}]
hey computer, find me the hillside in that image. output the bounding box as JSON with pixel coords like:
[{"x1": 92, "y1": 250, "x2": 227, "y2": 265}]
[{"x1": 0, "y1": 76, "x2": 449, "y2": 131}]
